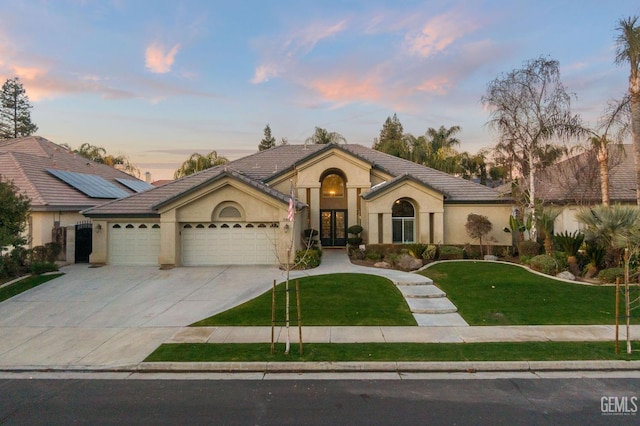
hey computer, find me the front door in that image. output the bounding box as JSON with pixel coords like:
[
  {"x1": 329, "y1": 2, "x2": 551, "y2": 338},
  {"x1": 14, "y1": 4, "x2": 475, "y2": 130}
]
[{"x1": 320, "y1": 209, "x2": 347, "y2": 247}]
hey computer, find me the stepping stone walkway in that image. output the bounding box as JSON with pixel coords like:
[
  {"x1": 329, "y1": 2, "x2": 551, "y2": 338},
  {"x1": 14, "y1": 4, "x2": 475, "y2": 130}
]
[{"x1": 396, "y1": 278, "x2": 469, "y2": 327}]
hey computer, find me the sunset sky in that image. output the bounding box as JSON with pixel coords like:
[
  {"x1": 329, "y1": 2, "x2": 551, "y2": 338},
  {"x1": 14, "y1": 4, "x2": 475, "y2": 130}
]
[{"x1": 1, "y1": 1, "x2": 638, "y2": 180}]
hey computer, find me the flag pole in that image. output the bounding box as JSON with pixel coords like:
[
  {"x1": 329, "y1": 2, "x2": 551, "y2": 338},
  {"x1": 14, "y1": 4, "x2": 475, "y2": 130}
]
[{"x1": 285, "y1": 179, "x2": 295, "y2": 354}]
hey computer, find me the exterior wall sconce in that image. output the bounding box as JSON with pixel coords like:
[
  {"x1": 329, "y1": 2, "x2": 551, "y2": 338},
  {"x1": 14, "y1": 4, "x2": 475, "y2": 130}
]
[
  {"x1": 96, "y1": 224, "x2": 102, "y2": 233},
  {"x1": 284, "y1": 224, "x2": 290, "y2": 233}
]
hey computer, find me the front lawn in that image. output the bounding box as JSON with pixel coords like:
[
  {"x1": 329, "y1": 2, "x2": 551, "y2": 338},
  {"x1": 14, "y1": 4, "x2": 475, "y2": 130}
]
[
  {"x1": 0, "y1": 273, "x2": 63, "y2": 303},
  {"x1": 145, "y1": 341, "x2": 640, "y2": 362},
  {"x1": 192, "y1": 273, "x2": 416, "y2": 326},
  {"x1": 420, "y1": 261, "x2": 633, "y2": 325}
]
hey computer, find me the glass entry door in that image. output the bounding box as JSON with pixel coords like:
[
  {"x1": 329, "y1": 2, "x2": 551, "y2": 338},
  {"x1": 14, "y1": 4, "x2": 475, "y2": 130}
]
[{"x1": 320, "y1": 209, "x2": 347, "y2": 247}]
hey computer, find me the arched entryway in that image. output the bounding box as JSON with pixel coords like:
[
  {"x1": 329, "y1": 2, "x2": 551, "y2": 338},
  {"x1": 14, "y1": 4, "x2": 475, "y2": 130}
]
[
  {"x1": 392, "y1": 198, "x2": 416, "y2": 243},
  {"x1": 319, "y1": 170, "x2": 347, "y2": 246}
]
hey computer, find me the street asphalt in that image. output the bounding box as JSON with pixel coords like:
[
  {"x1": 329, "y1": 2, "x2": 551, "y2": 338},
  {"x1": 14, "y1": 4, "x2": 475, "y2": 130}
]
[{"x1": 0, "y1": 249, "x2": 638, "y2": 373}]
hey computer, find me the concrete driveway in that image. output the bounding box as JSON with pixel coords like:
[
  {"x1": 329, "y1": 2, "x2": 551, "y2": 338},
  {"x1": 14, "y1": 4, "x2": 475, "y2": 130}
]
[{"x1": 0, "y1": 264, "x2": 283, "y2": 369}]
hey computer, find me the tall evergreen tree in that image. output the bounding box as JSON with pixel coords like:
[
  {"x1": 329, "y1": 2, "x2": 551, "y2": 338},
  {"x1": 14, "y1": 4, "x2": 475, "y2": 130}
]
[
  {"x1": 305, "y1": 127, "x2": 346, "y2": 144},
  {"x1": 372, "y1": 113, "x2": 409, "y2": 158},
  {"x1": 0, "y1": 77, "x2": 38, "y2": 139},
  {"x1": 258, "y1": 124, "x2": 276, "y2": 151}
]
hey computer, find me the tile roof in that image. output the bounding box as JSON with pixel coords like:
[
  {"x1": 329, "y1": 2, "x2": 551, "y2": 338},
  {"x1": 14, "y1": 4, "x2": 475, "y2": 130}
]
[
  {"x1": 83, "y1": 143, "x2": 506, "y2": 217},
  {"x1": 0, "y1": 136, "x2": 144, "y2": 211},
  {"x1": 507, "y1": 144, "x2": 635, "y2": 204}
]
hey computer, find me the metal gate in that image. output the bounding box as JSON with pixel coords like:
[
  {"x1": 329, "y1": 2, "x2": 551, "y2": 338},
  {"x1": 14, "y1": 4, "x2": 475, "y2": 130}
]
[{"x1": 75, "y1": 221, "x2": 92, "y2": 263}]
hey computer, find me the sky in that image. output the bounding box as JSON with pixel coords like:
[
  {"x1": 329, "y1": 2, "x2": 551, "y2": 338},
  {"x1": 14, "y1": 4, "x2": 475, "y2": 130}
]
[{"x1": 1, "y1": 0, "x2": 638, "y2": 181}]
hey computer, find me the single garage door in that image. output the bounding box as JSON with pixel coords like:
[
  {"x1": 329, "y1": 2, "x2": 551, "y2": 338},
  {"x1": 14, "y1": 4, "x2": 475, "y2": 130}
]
[
  {"x1": 182, "y1": 223, "x2": 278, "y2": 265},
  {"x1": 108, "y1": 223, "x2": 161, "y2": 265}
]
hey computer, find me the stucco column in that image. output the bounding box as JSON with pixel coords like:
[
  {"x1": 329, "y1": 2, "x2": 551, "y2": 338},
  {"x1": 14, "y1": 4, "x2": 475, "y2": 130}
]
[
  {"x1": 382, "y1": 212, "x2": 393, "y2": 244},
  {"x1": 159, "y1": 212, "x2": 179, "y2": 267},
  {"x1": 418, "y1": 211, "x2": 429, "y2": 243},
  {"x1": 367, "y1": 213, "x2": 378, "y2": 244},
  {"x1": 309, "y1": 186, "x2": 320, "y2": 233},
  {"x1": 433, "y1": 212, "x2": 444, "y2": 245},
  {"x1": 89, "y1": 220, "x2": 108, "y2": 264},
  {"x1": 347, "y1": 186, "x2": 358, "y2": 227}
]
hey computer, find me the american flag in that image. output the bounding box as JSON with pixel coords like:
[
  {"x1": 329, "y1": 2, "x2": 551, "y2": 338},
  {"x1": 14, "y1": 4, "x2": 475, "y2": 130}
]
[{"x1": 287, "y1": 181, "x2": 295, "y2": 222}]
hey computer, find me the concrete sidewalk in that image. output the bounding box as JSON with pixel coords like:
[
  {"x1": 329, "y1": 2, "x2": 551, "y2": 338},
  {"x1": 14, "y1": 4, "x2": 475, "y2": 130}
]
[{"x1": 167, "y1": 325, "x2": 640, "y2": 344}]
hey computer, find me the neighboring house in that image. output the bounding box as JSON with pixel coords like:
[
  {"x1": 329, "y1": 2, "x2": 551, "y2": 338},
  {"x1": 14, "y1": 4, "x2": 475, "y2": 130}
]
[
  {"x1": 83, "y1": 143, "x2": 512, "y2": 267},
  {"x1": 498, "y1": 144, "x2": 635, "y2": 234},
  {"x1": 0, "y1": 136, "x2": 152, "y2": 262}
]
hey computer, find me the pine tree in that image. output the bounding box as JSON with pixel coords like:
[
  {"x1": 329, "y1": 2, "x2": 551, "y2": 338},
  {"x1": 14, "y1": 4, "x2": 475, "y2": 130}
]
[
  {"x1": 0, "y1": 77, "x2": 38, "y2": 139},
  {"x1": 258, "y1": 124, "x2": 276, "y2": 151}
]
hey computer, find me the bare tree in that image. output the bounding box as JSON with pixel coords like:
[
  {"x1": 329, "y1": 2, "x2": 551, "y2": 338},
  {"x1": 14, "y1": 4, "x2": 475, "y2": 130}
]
[{"x1": 482, "y1": 56, "x2": 583, "y2": 239}]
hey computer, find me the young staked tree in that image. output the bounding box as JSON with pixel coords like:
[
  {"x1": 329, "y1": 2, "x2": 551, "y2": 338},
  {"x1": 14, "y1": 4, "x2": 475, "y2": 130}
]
[
  {"x1": 615, "y1": 16, "x2": 640, "y2": 205},
  {"x1": 482, "y1": 56, "x2": 583, "y2": 240},
  {"x1": 0, "y1": 77, "x2": 38, "y2": 139},
  {"x1": 174, "y1": 150, "x2": 228, "y2": 178},
  {"x1": 258, "y1": 124, "x2": 276, "y2": 151},
  {"x1": 465, "y1": 213, "x2": 492, "y2": 256},
  {"x1": 0, "y1": 178, "x2": 31, "y2": 248}
]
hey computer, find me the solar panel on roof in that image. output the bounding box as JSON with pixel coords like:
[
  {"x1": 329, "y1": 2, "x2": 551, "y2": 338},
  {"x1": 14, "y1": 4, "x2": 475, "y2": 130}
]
[
  {"x1": 115, "y1": 178, "x2": 153, "y2": 193},
  {"x1": 47, "y1": 169, "x2": 130, "y2": 199}
]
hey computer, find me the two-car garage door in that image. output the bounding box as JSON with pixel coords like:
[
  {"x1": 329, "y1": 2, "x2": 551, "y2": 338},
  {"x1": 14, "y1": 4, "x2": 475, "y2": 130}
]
[
  {"x1": 107, "y1": 222, "x2": 278, "y2": 265},
  {"x1": 181, "y1": 223, "x2": 278, "y2": 266}
]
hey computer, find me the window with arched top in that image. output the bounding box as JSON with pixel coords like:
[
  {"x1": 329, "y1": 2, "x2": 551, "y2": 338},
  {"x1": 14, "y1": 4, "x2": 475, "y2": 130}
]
[
  {"x1": 139, "y1": 224, "x2": 147, "y2": 229},
  {"x1": 392, "y1": 199, "x2": 415, "y2": 243},
  {"x1": 321, "y1": 173, "x2": 345, "y2": 197},
  {"x1": 219, "y1": 206, "x2": 241, "y2": 218},
  {"x1": 183, "y1": 224, "x2": 192, "y2": 229},
  {"x1": 208, "y1": 224, "x2": 216, "y2": 228},
  {"x1": 221, "y1": 224, "x2": 229, "y2": 228},
  {"x1": 233, "y1": 224, "x2": 242, "y2": 228},
  {"x1": 125, "y1": 224, "x2": 134, "y2": 229},
  {"x1": 113, "y1": 224, "x2": 121, "y2": 229},
  {"x1": 152, "y1": 224, "x2": 160, "y2": 229},
  {"x1": 196, "y1": 224, "x2": 205, "y2": 228}
]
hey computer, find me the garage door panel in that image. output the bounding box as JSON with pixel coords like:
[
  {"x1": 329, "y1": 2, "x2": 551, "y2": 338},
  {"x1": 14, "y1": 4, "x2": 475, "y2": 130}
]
[
  {"x1": 108, "y1": 223, "x2": 161, "y2": 265},
  {"x1": 182, "y1": 223, "x2": 277, "y2": 265}
]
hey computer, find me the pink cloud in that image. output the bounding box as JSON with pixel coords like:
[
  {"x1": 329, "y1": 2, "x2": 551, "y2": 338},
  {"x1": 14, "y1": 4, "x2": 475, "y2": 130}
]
[
  {"x1": 145, "y1": 43, "x2": 180, "y2": 74},
  {"x1": 403, "y1": 8, "x2": 482, "y2": 58},
  {"x1": 309, "y1": 75, "x2": 382, "y2": 104}
]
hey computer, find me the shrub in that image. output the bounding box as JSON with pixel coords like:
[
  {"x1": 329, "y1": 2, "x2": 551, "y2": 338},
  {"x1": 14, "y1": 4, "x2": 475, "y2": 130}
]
[
  {"x1": 518, "y1": 240, "x2": 540, "y2": 257},
  {"x1": 294, "y1": 248, "x2": 321, "y2": 269},
  {"x1": 529, "y1": 254, "x2": 559, "y2": 275},
  {"x1": 553, "y1": 231, "x2": 584, "y2": 257},
  {"x1": 347, "y1": 237, "x2": 363, "y2": 246},
  {"x1": 29, "y1": 261, "x2": 59, "y2": 275},
  {"x1": 551, "y1": 251, "x2": 568, "y2": 272},
  {"x1": 44, "y1": 242, "x2": 62, "y2": 262},
  {"x1": 29, "y1": 245, "x2": 49, "y2": 263},
  {"x1": 347, "y1": 225, "x2": 363, "y2": 235},
  {"x1": 365, "y1": 251, "x2": 382, "y2": 261},
  {"x1": 438, "y1": 246, "x2": 464, "y2": 260},
  {"x1": 519, "y1": 255, "x2": 532, "y2": 265},
  {"x1": 422, "y1": 245, "x2": 438, "y2": 261},
  {"x1": 406, "y1": 243, "x2": 428, "y2": 259},
  {"x1": 463, "y1": 245, "x2": 481, "y2": 260},
  {"x1": 598, "y1": 267, "x2": 625, "y2": 284}
]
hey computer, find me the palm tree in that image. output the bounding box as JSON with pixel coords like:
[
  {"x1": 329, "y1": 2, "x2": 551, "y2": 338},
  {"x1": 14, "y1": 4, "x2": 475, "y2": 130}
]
[
  {"x1": 615, "y1": 16, "x2": 640, "y2": 205},
  {"x1": 588, "y1": 96, "x2": 631, "y2": 206},
  {"x1": 73, "y1": 142, "x2": 140, "y2": 176},
  {"x1": 423, "y1": 125, "x2": 462, "y2": 173},
  {"x1": 174, "y1": 151, "x2": 228, "y2": 178},
  {"x1": 576, "y1": 204, "x2": 640, "y2": 266},
  {"x1": 305, "y1": 127, "x2": 346, "y2": 145}
]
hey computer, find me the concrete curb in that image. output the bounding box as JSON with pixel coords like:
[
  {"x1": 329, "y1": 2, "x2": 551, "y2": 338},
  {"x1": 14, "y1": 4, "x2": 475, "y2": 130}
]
[{"x1": 2, "y1": 360, "x2": 640, "y2": 374}]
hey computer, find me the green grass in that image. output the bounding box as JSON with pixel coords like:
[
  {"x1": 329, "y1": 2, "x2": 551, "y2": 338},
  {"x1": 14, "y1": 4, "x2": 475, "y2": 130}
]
[
  {"x1": 420, "y1": 261, "x2": 637, "y2": 325},
  {"x1": 0, "y1": 273, "x2": 63, "y2": 303},
  {"x1": 145, "y1": 341, "x2": 640, "y2": 362},
  {"x1": 192, "y1": 273, "x2": 416, "y2": 326}
]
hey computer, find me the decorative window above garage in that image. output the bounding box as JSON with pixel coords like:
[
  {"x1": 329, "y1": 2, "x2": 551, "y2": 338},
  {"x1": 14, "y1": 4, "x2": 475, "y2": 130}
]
[{"x1": 219, "y1": 206, "x2": 241, "y2": 218}]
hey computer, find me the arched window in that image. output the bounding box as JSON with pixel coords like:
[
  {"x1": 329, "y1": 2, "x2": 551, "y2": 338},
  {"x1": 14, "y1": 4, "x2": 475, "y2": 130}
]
[
  {"x1": 152, "y1": 224, "x2": 160, "y2": 229},
  {"x1": 392, "y1": 199, "x2": 415, "y2": 243},
  {"x1": 196, "y1": 224, "x2": 205, "y2": 228},
  {"x1": 219, "y1": 206, "x2": 241, "y2": 218},
  {"x1": 321, "y1": 173, "x2": 345, "y2": 197}
]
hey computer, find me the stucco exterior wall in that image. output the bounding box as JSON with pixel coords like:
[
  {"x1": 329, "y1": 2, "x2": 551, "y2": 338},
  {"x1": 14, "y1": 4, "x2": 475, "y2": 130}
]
[
  {"x1": 29, "y1": 211, "x2": 86, "y2": 248},
  {"x1": 443, "y1": 204, "x2": 512, "y2": 246},
  {"x1": 361, "y1": 181, "x2": 445, "y2": 244}
]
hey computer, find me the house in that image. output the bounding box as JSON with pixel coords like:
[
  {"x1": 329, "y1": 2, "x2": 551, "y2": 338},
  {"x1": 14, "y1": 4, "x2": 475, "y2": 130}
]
[
  {"x1": 83, "y1": 143, "x2": 512, "y2": 267},
  {"x1": 0, "y1": 136, "x2": 152, "y2": 262},
  {"x1": 499, "y1": 144, "x2": 635, "y2": 234}
]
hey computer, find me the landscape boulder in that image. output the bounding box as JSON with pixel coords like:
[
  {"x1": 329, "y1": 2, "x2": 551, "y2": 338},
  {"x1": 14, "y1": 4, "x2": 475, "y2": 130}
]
[
  {"x1": 397, "y1": 254, "x2": 423, "y2": 271},
  {"x1": 556, "y1": 271, "x2": 576, "y2": 281}
]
